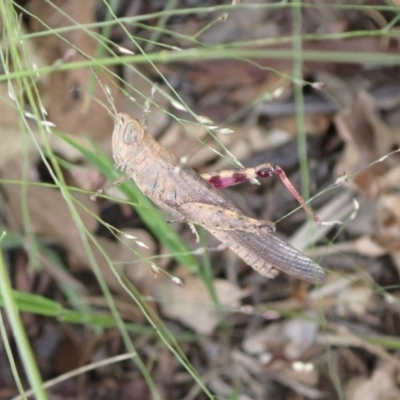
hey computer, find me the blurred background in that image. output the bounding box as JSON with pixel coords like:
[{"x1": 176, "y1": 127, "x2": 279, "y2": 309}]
[{"x1": 1, "y1": 1, "x2": 400, "y2": 399}]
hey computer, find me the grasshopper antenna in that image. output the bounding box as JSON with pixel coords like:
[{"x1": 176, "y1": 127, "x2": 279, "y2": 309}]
[
  {"x1": 141, "y1": 83, "x2": 158, "y2": 130},
  {"x1": 77, "y1": 50, "x2": 118, "y2": 119},
  {"x1": 74, "y1": 50, "x2": 126, "y2": 200}
]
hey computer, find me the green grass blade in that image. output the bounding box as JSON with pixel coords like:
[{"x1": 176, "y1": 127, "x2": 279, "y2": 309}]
[{"x1": 0, "y1": 233, "x2": 48, "y2": 399}]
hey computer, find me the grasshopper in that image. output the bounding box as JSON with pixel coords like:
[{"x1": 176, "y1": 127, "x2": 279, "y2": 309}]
[{"x1": 93, "y1": 113, "x2": 325, "y2": 284}]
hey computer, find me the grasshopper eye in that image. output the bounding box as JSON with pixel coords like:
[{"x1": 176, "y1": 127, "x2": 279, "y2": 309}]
[{"x1": 123, "y1": 124, "x2": 137, "y2": 145}]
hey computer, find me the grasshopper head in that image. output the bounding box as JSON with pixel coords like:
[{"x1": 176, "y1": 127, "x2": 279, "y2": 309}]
[{"x1": 112, "y1": 113, "x2": 143, "y2": 171}]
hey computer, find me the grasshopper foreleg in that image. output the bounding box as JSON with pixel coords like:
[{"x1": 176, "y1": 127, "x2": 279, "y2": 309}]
[{"x1": 90, "y1": 172, "x2": 131, "y2": 201}]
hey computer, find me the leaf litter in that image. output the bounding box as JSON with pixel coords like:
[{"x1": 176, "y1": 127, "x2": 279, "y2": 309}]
[{"x1": 2, "y1": 1, "x2": 400, "y2": 399}]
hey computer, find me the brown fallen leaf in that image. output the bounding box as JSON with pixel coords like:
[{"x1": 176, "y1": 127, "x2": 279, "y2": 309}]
[
  {"x1": 2, "y1": 157, "x2": 159, "y2": 294},
  {"x1": 0, "y1": 83, "x2": 38, "y2": 170},
  {"x1": 335, "y1": 90, "x2": 400, "y2": 197},
  {"x1": 375, "y1": 194, "x2": 400, "y2": 274},
  {"x1": 25, "y1": 0, "x2": 121, "y2": 143},
  {"x1": 243, "y1": 313, "x2": 320, "y2": 361},
  {"x1": 336, "y1": 286, "x2": 374, "y2": 319},
  {"x1": 156, "y1": 270, "x2": 248, "y2": 335},
  {"x1": 266, "y1": 359, "x2": 323, "y2": 399},
  {"x1": 3, "y1": 157, "x2": 98, "y2": 238},
  {"x1": 345, "y1": 361, "x2": 400, "y2": 400}
]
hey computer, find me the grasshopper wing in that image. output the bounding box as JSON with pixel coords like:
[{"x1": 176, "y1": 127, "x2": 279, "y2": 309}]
[{"x1": 209, "y1": 228, "x2": 325, "y2": 284}]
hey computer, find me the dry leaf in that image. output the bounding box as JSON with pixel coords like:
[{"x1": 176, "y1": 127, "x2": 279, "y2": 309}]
[
  {"x1": 0, "y1": 84, "x2": 39, "y2": 169},
  {"x1": 283, "y1": 314, "x2": 320, "y2": 360},
  {"x1": 267, "y1": 360, "x2": 323, "y2": 398},
  {"x1": 352, "y1": 236, "x2": 387, "y2": 258},
  {"x1": 375, "y1": 194, "x2": 400, "y2": 273},
  {"x1": 117, "y1": 228, "x2": 158, "y2": 291},
  {"x1": 345, "y1": 361, "x2": 400, "y2": 400},
  {"x1": 336, "y1": 287, "x2": 374, "y2": 319},
  {"x1": 242, "y1": 323, "x2": 283, "y2": 356},
  {"x1": 156, "y1": 274, "x2": 246, "y2": 335},
  {"x1": 335, "y1": 91, "x2": 399, "y2": 197},
  {"x1": 2, "y1": 157, "x2": 159, "y2": 294},
  {"x1": 3, "y1": 158, "x2": 98, "y2": 238},
  {"x1": 378, "y1": 165, "x2": 400, "y2": 193},
  {"x1": 243, "y1": 313, "x2": 319, "y2": 360},
  {"x1": 26, "y1": 0, "x2": 120, "y2": 143}
]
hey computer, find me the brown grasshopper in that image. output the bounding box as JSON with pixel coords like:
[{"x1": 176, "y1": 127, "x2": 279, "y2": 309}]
[{"x1": 93, "y1": 113, "x2": 325, "y2": 284}]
